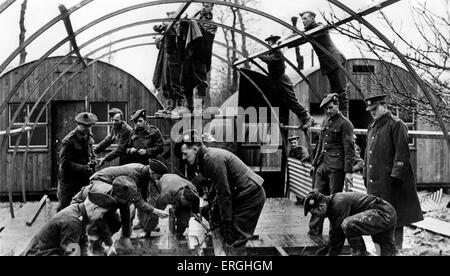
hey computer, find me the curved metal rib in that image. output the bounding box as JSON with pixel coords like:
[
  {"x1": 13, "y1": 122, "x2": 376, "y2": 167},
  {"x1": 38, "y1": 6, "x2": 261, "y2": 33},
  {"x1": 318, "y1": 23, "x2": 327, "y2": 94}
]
[{"x1": 328, "y1": 0, "x2": 450, "y2": 149}]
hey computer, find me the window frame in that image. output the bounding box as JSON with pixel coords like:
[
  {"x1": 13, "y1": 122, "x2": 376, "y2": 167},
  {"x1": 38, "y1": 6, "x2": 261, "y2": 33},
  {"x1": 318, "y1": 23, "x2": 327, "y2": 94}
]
[
  {"x1": 8, "y1": 103, "x2": 49, "y2": 149},
  {"x1": 89, "y1": 102, "x2": 127, "y2": 145},
  {"x1": 392, "y1": 106, "x2": 416, "y2": 148}
]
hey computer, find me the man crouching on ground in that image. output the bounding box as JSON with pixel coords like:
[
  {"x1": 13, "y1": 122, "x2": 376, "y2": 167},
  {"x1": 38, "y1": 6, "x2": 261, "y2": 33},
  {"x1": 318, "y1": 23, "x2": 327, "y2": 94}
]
[
  {"x1": 22, "y1": 192, "x2": 116, "y2": 256},
  {"x1": 304, "y1": 189, "x2": 397, "y2": 256}
]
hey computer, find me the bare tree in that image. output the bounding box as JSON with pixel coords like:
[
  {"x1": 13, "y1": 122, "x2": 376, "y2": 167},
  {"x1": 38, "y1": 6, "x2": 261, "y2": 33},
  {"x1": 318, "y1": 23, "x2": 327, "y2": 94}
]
[
  {"x1": 209, "y1": 0, "x2": 261, "y2": 106},
  {"x1": 325, "y1": 1, "x2": 450, "y2": 125},
  {"x1": 19, "y1": 0, "x2": 28, "y2": 64}
]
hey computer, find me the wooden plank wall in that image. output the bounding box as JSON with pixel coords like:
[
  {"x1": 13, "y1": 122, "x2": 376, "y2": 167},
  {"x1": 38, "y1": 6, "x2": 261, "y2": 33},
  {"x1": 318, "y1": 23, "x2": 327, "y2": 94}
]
[{"x1": 0, "y1": 57, "x2": 162, "y2": 195}]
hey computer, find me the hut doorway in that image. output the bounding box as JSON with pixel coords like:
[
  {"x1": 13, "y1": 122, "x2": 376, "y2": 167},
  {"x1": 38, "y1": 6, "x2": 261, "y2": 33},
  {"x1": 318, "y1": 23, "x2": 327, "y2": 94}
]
[{"x1": 50, "y1": 101, "x2": 85, "y2": 188}]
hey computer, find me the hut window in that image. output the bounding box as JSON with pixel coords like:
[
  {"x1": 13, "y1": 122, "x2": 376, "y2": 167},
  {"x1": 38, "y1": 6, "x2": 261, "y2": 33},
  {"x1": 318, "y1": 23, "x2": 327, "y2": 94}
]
[
  {"x1": 8, "y1": 103, "x2": 48, "y2": 148},
  {"x1": 353, "y1": 65, "x2": 375, "y2": 74},
  {"x1": 393, "y1": 107, "x2": 416, "y2": 147},
  {"x1": 90, "y1": 102, "x2": 127, "y2": 143}
]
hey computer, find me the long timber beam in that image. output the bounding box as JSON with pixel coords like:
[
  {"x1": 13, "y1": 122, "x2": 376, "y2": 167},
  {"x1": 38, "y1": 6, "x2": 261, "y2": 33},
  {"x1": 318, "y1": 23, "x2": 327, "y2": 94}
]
[
  {"x1": 233, "y1": 0, "x2": 400, "y2": 66},
  {"x1": 58, "y1": 4, "x2": 87, "y2": 67}
]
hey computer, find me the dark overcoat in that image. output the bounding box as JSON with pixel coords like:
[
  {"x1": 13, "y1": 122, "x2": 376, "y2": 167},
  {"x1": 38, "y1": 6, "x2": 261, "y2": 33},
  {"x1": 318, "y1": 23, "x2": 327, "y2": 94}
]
[{"x1": 363, "y1": 112, "x2": 423, "y2": 227}]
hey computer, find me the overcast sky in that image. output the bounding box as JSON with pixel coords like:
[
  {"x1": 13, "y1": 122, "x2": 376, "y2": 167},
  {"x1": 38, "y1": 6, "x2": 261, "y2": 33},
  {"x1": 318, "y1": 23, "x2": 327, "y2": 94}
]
[{"x1": 0, "y1": 0, "x2": 448, "y2": 91}]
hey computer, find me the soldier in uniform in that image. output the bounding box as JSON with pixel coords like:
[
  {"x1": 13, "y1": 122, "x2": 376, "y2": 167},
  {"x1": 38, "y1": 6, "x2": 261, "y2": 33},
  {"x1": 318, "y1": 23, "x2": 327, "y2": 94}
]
[
  {"x1": 22, "y1": 192, "x2": 116, "y2": 256},
  {"x1": 175, "y1": 130, "x2": 266, "y2": 248},
  {"x1": 296, "y1": 11, "x2": 348, "y2": 116},
  {"x1": 309, "y1": 93, "x2": 355, "y2": 235},
  {"x1": 89, "y1": 160, "x2": 169, "y2": 235},
  {"x1": 304, "y1": 190, "x2": 398, "y2": 256},
  {"x1": 288, "y1": 135, "x2": 309, "y2": 161},
  {"x1": 260, "y1": 35, "x2": 314, "y2": 129},
  {"x1": 287, "y1": 135, "x2": 309, "y2": 205},
  {"x1": 71, "y1": 175, "x2": 168, "y2": 254},
  {"x1": 153, "y1": 11, "x2": 185, "y2": 116},
  {"x1": 57, "y1": 112, "x2": 98, "y2": 212},
  {"x1": 150, "y1": 166, "x2": 201, "y2": 235},
  {"x1": 94, "y1": 108, "x2": 133, "y2": 167},
  {"x1": 363, "y1": 94, "x2": 423, "y2": 248},
  {"x1": 352, "y1": 134, "x2": 364, "y2": 174},
  {"x1": 126, "y1": 109, "x2": 164, "y2": 165}
]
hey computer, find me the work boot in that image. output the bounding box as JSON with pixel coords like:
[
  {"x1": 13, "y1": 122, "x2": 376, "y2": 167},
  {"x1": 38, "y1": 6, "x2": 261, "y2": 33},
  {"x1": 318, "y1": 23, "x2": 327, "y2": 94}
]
[
  {"x1": 155, "y1": 99, "x2": 175, "y2": 117},
  {"x1": 171, "y1": 98, "x2": 190, "y2": 118}
]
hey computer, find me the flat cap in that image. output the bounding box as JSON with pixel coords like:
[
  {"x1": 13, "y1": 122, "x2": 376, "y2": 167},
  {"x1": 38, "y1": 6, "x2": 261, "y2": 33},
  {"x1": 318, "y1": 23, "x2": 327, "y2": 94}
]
[
  {"x1": 130, "y1": 109, "x2": 147, "y2": 121},
  {"x1": 88, "y1": 191, "x2": 117, "y2": 210},
  {"x1": 75, "y1": 112, "x2": 98, "y2": 125},
  {"x1": 364, "y1": 94, "x2": 387, "y2": 111},
  {"x1": 287, "y1": 135, "x2": 300, "y2": 141},
  {"x1": 174, "y1": 129, "x2": 204, "y2": 159},
  {"x1": 320, "y1": 93, "x2": 339, "y2": 109},
  {"x1": 304, "y1": 189, "x2": 324, "y2": 216},
  {"x1": 265, "y1": 35, "x2": 281, "y2": 43},
  {"x1": 108, "y1": 108, "x2": 123, "y2": 117},
  {"x1": 149, "y1": 158, "x2": 169, "y2": 175},
  {"x1": 112, "y1": 176, "x2": 140, "y2": 202}
]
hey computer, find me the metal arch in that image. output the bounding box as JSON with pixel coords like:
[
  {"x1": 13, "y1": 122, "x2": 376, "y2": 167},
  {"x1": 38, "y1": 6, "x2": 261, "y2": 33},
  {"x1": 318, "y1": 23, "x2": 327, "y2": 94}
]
[
  {"x1": 0, "y1": 0, "x2": 15, "y2": 15},
  {"x1": 177, "y1": 0, "x2": 364, "y2": 96},
  {"x1": 5, "y1": 16, "x2": 281, "y2": 159},
  {"x1": 328, "y1": 0, "x2": 450, "y2": 149},
  {"x1": 7, "y1": 34, "x2": 264, "y2": 206},
  {"x1": 2, "y1": 16, "x2": 301, "y2": 138},
  {"x1": 5, "y1": 19, "x2": 273, "y2": 146},
  {"x1": 0, "y1": 0, "x2": 322, "y2": 116},
  {"x1": 8, "y1": 43, "x2": 154, "y2": 217},
  {"x1": 0, "y1": 0, "x2": 93, "y2": 74}
]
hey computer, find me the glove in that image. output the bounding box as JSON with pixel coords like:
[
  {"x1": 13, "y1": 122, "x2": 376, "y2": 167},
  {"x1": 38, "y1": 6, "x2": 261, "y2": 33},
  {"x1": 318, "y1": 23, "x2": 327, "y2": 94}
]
[{"x1": 222, "y1": 222, "x2": 237, "y2": 246}]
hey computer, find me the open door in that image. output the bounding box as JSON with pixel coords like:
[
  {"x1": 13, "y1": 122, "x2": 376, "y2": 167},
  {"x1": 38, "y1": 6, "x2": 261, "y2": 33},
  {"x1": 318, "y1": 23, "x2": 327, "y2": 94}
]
[{"x1": 51, "y1": 101, "x2": 85, "y2": 188}]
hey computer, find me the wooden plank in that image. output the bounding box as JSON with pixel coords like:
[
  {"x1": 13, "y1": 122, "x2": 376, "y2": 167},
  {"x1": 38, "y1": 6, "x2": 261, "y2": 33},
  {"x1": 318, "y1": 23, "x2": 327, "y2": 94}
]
[
  {"x1": 0, "y1": 126, "x2": 31, "y2": 136},
  {"x1": 59, "y1": 5, "x2": 86, "y2": 67},
  {"x1": 284, "y1": 126, "x2": 450, "y2": 140},
  {"x1": 412, "y1": 217, "x2": 450, "y2": 237}
]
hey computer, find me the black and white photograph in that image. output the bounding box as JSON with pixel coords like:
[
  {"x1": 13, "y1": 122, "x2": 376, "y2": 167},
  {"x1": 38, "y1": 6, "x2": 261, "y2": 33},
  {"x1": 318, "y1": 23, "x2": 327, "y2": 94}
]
[{"x1": 0, "y1": 0, "x2": 449, "y2": 260}]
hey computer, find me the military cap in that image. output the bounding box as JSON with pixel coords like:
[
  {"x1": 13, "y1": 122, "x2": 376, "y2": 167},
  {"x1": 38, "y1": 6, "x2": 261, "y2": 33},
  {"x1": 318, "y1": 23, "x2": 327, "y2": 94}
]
[
  {"x1": 364, "y1": 94, "x2": 387, "y2": 111},
  {"x1": 130, "y1": 109, "x2": 147, "y2": 121},
  {"x1": 320, "y1": 93, "x2": 339, "y2": 109},
  {"x1": 174, "y1": 129, "x2": 204, "y2": 159},
  {"x1": 75, "y1": 112, "x2": 98, "y2": 125},
  {"x1": 183, "y1": 187, "x2": 200, "y2": 213},
  {"x1": 149, "y1": 158, "x2": 169, "y2": 175},
  {"x1": 108, "y1": 108, "x2": 123, "y2": 117},
  {"x1": 112, "y1": 175, "x2": 140, "y2": 202},
  {"x1": 304, "y1": 189, "x2": 324, "y2": 216},
  {"x1": 88, "y1": 191, "x2": 117, "y2": 210},
  {"x1": 287, "y1": 135, "x2": 300, "y2": 141},
  {"x1": 265, "y1": 35, "x2": 281, "y2": 43},
  {"x1": 299, "y1": 11, "x2": 316, "y2": 18}
]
